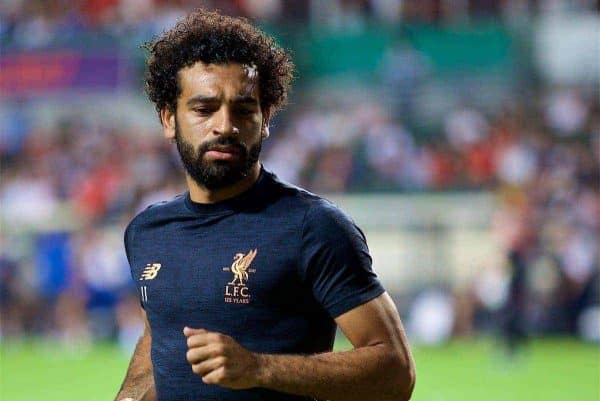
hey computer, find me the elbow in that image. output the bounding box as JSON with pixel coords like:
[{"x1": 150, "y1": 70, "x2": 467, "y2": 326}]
[
  {"x1": 401, "y1": 362, "x2": 416, "y2": 401},
  {"x1": 389, "y1": 351, "x2": 416, "y2": 401}
]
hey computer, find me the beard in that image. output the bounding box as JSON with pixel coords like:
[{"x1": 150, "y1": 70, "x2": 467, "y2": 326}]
[{"x1": 174, "y1": 120, "x2": 262, "y2": 190}]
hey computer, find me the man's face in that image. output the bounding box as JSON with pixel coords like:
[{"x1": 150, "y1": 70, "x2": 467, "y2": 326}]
[{"x1": 165, "y1": 62, "x2": 266, "y2": 190}]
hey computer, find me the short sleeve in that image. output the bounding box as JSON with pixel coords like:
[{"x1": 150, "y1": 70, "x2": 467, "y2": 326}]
[
  {"x1": 124, "y1": 221, "x2": 145, "y2": 309},
  {"x1": 124, "y1": 222, "x2": 134, "y2": 267},
  {"x1": 299, "y1": 200, "x2": 385, "y2": 318}
]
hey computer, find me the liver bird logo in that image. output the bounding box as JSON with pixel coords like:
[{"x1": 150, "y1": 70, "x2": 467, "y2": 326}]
[{"x1": 226, "y1": 249, "x2": 257, "y2": 286}]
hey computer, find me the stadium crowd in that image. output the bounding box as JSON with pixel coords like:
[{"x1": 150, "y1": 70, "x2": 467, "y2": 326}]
[
  {"x1": 2, "y1": 85, "x2": 598, "y2": 347},
  {"x1": 2, "y1": 0, "x2": 597, "y2": 50},
  {"x1": 1, "y1": 0, "x2": 599, "y2": 349}
]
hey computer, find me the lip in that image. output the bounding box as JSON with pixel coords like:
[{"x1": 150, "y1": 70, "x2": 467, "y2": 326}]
[
  {"x1": 208, "y1": 145, "x2": 240, "y2": 154},
  {"x1": 205, "y1": 148, "x2": 241, "y2": 160}
]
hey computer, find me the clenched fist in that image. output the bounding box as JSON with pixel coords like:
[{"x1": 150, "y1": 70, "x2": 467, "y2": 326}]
[{"x1": 183, "y1": 327, "x2": 263, "y2": 389}]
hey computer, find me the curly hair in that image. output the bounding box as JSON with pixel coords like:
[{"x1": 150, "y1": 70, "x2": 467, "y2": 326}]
[{"x1": 144, "y1": 9, "x2": 294, "y2": 121}]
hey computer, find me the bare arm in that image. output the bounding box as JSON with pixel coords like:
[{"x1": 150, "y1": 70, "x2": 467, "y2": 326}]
[
  {"x1": 115, "y1": 308, "x2": 156, "y2": 401},
  {"x1": 185, "y1": 292, "x2": 416, "y2": 401},
  {"x1": 255, "y1": 292, "x2": 415, "y2": 401}
]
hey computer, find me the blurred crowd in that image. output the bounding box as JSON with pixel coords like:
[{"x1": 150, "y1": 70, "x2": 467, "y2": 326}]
[
  {"x1": 2, "y1": 85, "x2": 598, "y2": 347},
  {"x1": 2, "y1": 0, "x2": 598, "y2": 51},
  {"x1": 459, "y1": 89, "x2": 600, "y2": 343},
  {"x1": 1, "y1": 0, "x2": 599, "y2": 349}
]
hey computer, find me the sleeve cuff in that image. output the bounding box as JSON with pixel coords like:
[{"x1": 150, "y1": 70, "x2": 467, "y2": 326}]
[{"x1": 325, "y1": 282, "x2": 386, "y2": 318}]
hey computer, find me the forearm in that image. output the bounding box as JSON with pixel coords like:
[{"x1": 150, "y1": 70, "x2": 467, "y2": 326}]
[
  {"x1": 256, "y1": 343, "x2": 415, "y2": 401},
  {"x1": 115, "y1": 331, "x2": 155, "y2": 401}
]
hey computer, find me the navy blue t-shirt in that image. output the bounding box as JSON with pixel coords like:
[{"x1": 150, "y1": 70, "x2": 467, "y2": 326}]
[{"x1": 124, "y1": 167, "x2": 385, "y2": 401}]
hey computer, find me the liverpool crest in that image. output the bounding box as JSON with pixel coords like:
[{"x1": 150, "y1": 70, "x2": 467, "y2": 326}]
[{"x1": 222, "y1": 249, "x2": 257, "y2": 303}]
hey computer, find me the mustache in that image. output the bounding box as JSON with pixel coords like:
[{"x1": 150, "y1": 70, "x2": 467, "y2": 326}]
[{"x1": 198, "y1": 137, "x2": 247, "y2": 155}]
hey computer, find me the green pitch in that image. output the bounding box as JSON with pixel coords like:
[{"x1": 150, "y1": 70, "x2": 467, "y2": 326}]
[{"x1": 1, "y1": 338, "x2": 598, "y2": 401}]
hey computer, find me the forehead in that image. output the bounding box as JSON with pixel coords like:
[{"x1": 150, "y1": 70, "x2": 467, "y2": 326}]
[{"x1": 177, "y1": 62, "x2": 259, "y2": 99}]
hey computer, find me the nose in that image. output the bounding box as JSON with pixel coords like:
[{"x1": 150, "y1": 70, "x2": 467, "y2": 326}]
[{"x1": 213, "y1": 107, "x2": 239, "y2": 136}]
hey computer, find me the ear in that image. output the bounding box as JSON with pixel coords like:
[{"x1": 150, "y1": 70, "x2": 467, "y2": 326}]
[
  {"x1": 261, "y1": 109, "x2": 271, "y2": 140},
  {"x1": 160, "y1": 107, "x2": 176, "y2": 142}
]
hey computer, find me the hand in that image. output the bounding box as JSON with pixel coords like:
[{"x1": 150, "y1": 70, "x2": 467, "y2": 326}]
[{"x1": 183, "y1": 327, "x2": 262, "y2": 389}]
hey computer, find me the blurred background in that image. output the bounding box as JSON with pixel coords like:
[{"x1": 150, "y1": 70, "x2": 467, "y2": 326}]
[{"x1": 1, "y1": 1, "x2": 599, "y2": 400}]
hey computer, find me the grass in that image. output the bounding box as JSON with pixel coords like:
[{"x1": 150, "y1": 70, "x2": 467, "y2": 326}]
[
  {"x1": 1, "y1": 338, "x2": 598, "y2": 401},
  {"x1": 407, "y1": 339, "x2": 599, "y2": 401}
]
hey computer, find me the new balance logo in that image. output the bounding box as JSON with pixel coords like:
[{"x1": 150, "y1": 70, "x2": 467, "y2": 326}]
[{"x1": 140, "y1": 263, "x2": 161, "y2": 280}]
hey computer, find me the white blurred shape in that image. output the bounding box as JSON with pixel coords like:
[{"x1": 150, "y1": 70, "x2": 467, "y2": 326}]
[
  {"x1": 444, "y1": 108, "x2": 489, "y2": 149},
  {"x1": 473, "y1": 267, "x2": 509, "y2": 311},
  {"x1": 496, "y1": 142, "x2": 537, "y2": 185},
  {"x1": 577, "y1": 306, "x2": 600, "y2": 343},
  {"x1": 242, "y1": 0, "x2": 282, "y2": 20},
  {"x1": 561, "y1": 231, "x2": 597, "y2": 284},
  {"x1": 545, "y1": 89, "x2": 588, "y2": 136},
  {"x1": 0, "y1": 177, "x2": 58, "y2": 227},
  {"x1": 408, "y1": 290, "x2": 454, "y2": 345}
]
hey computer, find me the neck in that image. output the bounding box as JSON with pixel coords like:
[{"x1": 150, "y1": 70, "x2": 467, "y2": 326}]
[{"x1": 186, "y1": 163, "x2": 261, "y2": 204}]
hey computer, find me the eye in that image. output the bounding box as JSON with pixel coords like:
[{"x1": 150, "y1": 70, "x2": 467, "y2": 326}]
[{"x1": 193, "y1": 108, "x2": 212, "y2": 115}]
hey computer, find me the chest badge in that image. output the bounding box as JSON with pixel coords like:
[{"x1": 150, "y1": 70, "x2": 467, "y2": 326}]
[{"x1": 222, "y1": 249, "x2": 257, "y2": 304}]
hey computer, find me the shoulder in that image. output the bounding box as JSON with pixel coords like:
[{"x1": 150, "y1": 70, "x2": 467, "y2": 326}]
[
  {"x1": 302, "y1": 198, "x2": 367, "y2": 250},
  {"x1": 264, "y1": 169, "x2": 359, "y2": 236},
  {"x1": 304, "y1": 197, "x2": 355, "y2": 230},
  {"x1": 125, "y1": 193, "x2": 186, "y2": 239},
  {"x1": 264, "y1": 169, "x2": 346, "y2": 221}
]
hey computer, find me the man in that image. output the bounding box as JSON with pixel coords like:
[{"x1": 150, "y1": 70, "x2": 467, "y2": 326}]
[{"x1": 115, "y1": 9, "x2": 415, "y2": 401}]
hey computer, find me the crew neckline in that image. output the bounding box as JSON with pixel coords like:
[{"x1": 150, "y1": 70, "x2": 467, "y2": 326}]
[{"x1": 183, "y1": 166, "x2": 268, "y2": 215}]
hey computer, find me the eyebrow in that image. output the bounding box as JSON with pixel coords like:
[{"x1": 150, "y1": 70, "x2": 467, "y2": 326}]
[
  {"x1": 186, "y1": 95, "x2": 259, "y2": 107},
  {"x1": 233, "y1": 96, "x2": 259, "y2": 105}
]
